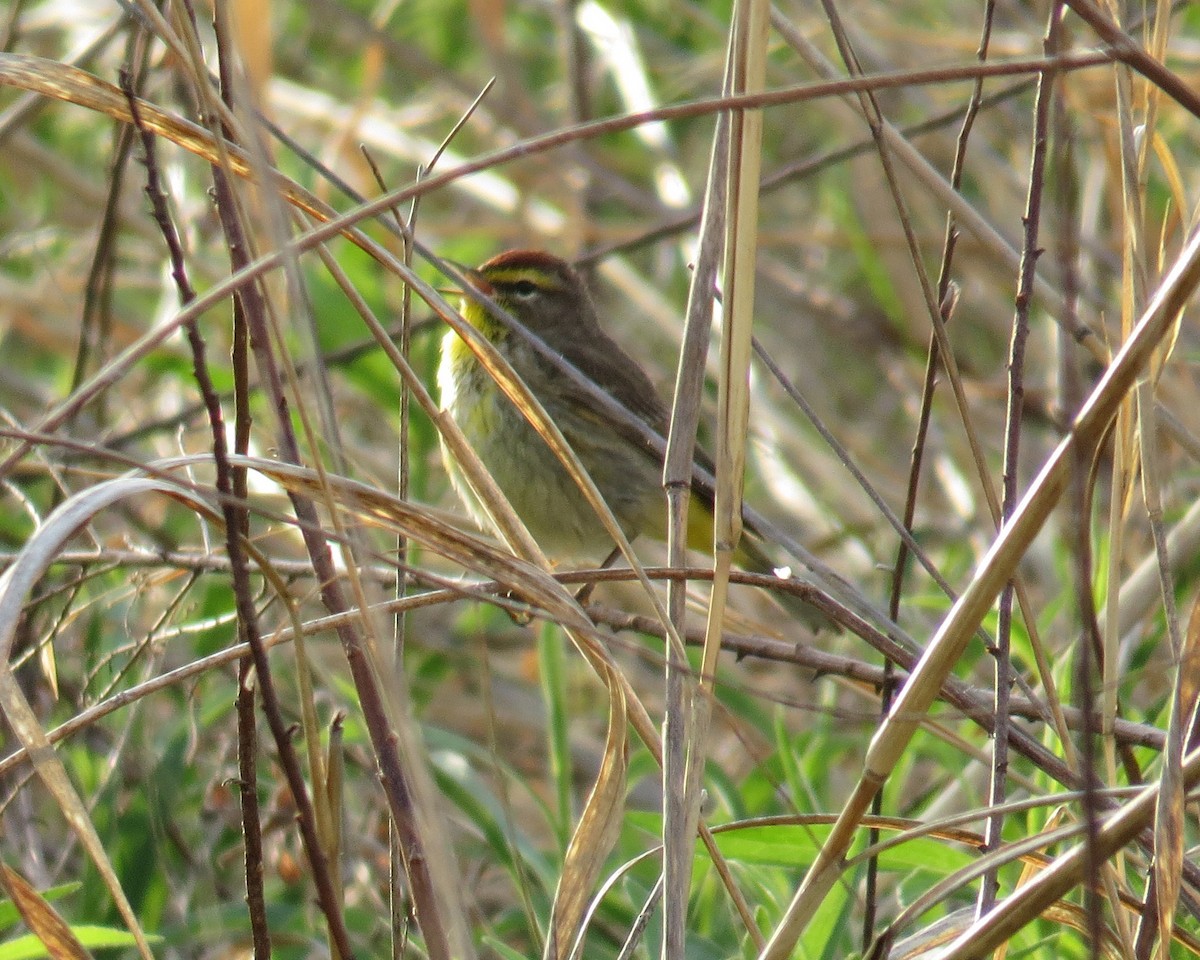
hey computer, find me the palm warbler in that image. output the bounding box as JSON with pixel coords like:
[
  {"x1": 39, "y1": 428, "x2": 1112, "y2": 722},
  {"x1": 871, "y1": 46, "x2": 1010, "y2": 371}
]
[{"x1": 437, "y1": 249, "x2": 826, "y2": 626}]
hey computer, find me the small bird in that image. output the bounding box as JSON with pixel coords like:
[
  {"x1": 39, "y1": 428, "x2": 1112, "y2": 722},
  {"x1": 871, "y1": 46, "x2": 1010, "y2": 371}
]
[{"x1": 437, "y1": 249, "x2": 827, "y2": 626}]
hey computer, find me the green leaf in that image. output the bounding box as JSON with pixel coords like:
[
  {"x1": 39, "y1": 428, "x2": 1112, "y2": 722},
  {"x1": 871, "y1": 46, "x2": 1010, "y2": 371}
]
[{"x1": 0, "y1": 926, "x2": 162, "y2": 960}]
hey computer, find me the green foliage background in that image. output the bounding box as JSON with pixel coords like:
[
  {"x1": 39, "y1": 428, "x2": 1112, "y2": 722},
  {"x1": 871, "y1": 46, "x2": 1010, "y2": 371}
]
[{"x1": 1, "y1": 0, "x2": 1200, "y2": 958}]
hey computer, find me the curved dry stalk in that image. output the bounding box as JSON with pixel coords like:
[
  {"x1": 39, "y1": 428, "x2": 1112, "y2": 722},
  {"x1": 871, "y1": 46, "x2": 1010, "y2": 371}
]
[{"x1": 0, "y1": 476, "x2": 226, "y2": 960}]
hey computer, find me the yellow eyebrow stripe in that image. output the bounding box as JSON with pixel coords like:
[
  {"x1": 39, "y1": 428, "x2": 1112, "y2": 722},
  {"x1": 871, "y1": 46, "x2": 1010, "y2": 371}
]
[{"x1": 484, "y1": 267, "x2": 565, "y2": 290}]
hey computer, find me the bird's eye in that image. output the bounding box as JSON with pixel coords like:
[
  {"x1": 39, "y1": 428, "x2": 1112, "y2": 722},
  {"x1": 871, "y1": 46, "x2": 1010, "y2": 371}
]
[{"x1": 510, "y1": 279, "x2": 540, "y2": 298}]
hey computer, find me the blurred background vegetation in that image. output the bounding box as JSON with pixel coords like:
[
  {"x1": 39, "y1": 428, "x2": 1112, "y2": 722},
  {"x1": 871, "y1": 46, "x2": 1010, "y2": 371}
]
[{"x1": 2, "y1": 0, "x2": 1200, "y2": 958}]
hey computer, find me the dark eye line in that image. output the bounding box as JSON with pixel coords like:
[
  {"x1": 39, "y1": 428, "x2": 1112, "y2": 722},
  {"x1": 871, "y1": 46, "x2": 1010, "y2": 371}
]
[{"x1": 507, "y1": 279, "x2": 541, "y2": 296}]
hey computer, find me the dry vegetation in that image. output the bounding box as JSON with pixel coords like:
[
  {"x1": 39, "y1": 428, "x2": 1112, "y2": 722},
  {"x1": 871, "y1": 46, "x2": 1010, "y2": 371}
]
[{"x1": 1, "y1": 0, "x2": 1200, "y2": 958}]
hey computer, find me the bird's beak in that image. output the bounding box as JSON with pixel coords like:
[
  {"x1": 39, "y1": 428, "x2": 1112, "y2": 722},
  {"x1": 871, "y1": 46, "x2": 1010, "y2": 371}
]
[{"x1": 438, "y1": 261, "x2": 493, "y2": 298}]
